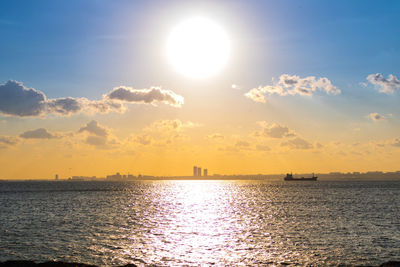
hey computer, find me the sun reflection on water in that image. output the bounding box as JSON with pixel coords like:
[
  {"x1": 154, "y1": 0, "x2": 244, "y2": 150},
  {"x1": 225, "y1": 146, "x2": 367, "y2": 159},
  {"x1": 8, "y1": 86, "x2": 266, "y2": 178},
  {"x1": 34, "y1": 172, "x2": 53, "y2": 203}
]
[
  {"x1": 147, "y1": 180, "x2": 240, "y2": 265},
  {"x1": 85, "y1": 180, "x2": 303, "y2": 265}
]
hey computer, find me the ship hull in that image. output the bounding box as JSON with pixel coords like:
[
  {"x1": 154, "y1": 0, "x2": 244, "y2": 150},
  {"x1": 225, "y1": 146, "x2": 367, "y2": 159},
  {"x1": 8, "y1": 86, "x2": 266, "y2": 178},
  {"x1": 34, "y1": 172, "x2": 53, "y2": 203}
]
[{"x1": 284, "y1": 177, "x2": 317, "y2": 181}]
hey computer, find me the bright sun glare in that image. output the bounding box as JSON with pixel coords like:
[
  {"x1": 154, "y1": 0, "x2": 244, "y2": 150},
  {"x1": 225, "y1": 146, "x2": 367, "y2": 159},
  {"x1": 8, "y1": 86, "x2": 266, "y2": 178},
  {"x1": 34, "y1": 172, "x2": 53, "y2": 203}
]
[{"x1": 167, "y1": 17, "x2": 230, "y2": 79}]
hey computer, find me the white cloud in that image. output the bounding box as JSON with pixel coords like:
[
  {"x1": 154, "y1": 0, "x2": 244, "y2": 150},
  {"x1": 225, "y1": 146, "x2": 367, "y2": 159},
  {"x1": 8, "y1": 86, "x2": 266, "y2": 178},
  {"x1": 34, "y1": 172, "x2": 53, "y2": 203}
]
[
  {"x1": 368, "y1": 112, "x2": 386, "y2": 121},
  {"x1": 0, "y1": 80, "x2": 184, "y2": 117},
  {"x1": 244, "y1": 88, "x2": 266, "y2": 103},
  {"x1": 367, "y1": 73, "x2": 400, "y2": 93},
  {"x1": 245, "y1": 74, "x2": 340, "y2": 103}
]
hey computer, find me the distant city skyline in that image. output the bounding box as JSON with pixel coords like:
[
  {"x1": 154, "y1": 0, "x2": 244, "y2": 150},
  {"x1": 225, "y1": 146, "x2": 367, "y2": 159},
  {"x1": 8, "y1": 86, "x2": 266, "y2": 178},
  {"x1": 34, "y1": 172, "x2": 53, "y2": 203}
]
[{"x1": 38, "y1": 169, "x2": 400, "y2": 182}]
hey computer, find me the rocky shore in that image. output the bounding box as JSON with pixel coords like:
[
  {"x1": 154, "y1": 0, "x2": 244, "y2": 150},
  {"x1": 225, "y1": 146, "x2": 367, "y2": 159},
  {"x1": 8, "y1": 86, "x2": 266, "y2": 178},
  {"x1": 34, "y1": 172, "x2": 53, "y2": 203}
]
[
  {"x1": 1, "y1": 260, "x2": 400, "y2": 267},
  {"x1": 0, "y1": 261, "x2": 135, "y2": 267}
]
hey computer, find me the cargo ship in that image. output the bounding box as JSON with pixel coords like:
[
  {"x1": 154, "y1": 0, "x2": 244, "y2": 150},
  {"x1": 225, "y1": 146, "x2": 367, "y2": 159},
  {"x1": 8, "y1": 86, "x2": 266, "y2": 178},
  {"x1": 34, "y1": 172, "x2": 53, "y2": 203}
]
[{"x1": 284, "y1": 173, "x2": 317, "y2": 181}]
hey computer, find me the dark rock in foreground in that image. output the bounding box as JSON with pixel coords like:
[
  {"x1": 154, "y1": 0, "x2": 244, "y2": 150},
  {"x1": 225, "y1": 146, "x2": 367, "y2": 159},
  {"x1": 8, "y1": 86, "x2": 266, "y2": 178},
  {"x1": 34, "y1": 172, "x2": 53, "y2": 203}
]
[
  {"x1": 1, "y1": 260, "x2": 399, "y2": 267},
  {"x1": 379, "y1": 261, "x2": 400, "y2": 267},
  {"x1": 0, "y1": 261, "x2": 137, "y2": 267}
]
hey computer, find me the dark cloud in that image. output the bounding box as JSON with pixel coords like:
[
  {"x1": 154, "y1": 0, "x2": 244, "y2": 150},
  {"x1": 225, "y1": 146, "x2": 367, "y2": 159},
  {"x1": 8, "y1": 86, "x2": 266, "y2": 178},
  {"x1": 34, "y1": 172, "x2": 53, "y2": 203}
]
[
  {"x1": 392, "y1": 138, "x2": 400, "y2": 147},
  {"x1": 0, "y1": 135, "x2": 20, "y2": 147},
  {"x1": 78, "y1": 120, "x2": 108, "y2": 137},
  {"x1": 368, "y1": 112, "x2": 385, "y2": 121},
  {"x1": 20, "y1": 128, "x2": 58, "y2": 139},
  {"x1": 78, "y1": 120, "x2": 120, "y2": 149},
  {"x1": 85, "y1": 136, "x2": 107, "y2": 147},
  {"x1": 367, "y1": 73, "x2": 400, "y2": 93},
  {"x1": 87, "y1": 100, "x2": 125, "y2": 114},
  {"x1": 265, "y1": 124, "x2": 290, "y2": 138},
  {"x1": 135, "y1": 134, "x2": 152, "y2": 145},
  {"x1": 256, "y1": 144, "x2": 270, "y2": 151},
  {"x1": 235, "y1": 140, "x2": 250, "y2": 147},
  {"x1": 281, "y1": 137, "x2": 313, "y2": 149},
  {"x1": 107, "y1": 86, "x2": 184, "y2": 107},
  {"x1": 46, "y1": 97, "x2": 84, "y2": 115},
  {"x1": 0, "y1": 80, "x2": 46, "y2": 116},
  {"x1": 207, "y1": 133, "x2": 224, "y2": 140},
  {"x1": 315, "y1": 142, "x2": 323, "y2": 149},
  {"x1": 257, "y1": 122, "x2": 293, "y2": 138},
  {"x1": 218, "y1": 145, "x2": 239, "y2": 152},
  {"x1": 0, "y1": 80, "x2": 184, "y2": 117}
]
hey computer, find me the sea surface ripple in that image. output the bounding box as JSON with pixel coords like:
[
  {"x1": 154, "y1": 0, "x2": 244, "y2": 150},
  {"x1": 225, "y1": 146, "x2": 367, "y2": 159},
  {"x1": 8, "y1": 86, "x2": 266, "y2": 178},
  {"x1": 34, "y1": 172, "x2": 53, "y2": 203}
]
[{"x1": 0, "y1": 180, "x2": 399, "y2": 266}]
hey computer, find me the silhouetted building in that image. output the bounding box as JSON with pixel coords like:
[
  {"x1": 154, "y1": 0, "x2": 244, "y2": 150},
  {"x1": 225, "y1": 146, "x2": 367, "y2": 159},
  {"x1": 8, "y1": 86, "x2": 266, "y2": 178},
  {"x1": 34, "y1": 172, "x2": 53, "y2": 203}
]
[
  {"x1": 71, "y1": 176, "x2": 85, "y2": 181},
  {"x1": 197, "y1": 167, "x2": 202, "y2": 177},
  {"x1": 193, "y1": 166, "x2": 197, "y2": 177},
  {"x1": 204, "y1": 169, "x2": 208, "y2": 177},
  {"x1": 55, "y1": 174, "x2": 58, "y2": 180},
  {"x1": 106, "y1": 172, "x2": 122, "y2": 180}
]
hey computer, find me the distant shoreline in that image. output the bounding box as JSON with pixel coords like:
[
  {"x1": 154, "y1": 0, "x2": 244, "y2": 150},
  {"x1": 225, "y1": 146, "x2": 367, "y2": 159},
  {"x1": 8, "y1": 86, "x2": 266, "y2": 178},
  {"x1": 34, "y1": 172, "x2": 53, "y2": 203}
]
[
  {"x1": 1, "y1": 177, "x2": 400, "y2": 182},
  {"x1": 2, "y1": 171, "x2": 400, "y2": 182}
]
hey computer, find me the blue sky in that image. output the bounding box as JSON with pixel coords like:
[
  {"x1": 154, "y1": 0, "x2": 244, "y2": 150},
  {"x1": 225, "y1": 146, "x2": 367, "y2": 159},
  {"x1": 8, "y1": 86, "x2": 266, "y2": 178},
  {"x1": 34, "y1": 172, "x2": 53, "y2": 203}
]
[{"x1": 1, "y1": 0, "x2": 399, "y2": 96}]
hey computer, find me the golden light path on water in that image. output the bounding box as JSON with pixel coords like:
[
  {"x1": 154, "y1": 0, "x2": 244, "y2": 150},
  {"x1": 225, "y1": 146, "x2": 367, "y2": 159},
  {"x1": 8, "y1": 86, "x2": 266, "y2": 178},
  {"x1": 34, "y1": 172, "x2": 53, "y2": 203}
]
[
  {"x1": 114, "y1": 180, "x2": 303, "y2": 265},
  {"x1": 143, "y1": 181, "x2": 243, "y2": 264}
]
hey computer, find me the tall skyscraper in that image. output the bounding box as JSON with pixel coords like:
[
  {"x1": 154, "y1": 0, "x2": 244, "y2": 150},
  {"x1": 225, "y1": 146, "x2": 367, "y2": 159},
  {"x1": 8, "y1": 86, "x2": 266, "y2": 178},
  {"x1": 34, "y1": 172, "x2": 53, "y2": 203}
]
[
  {"x1": 197, "y1": 167, "x2": 202, "y2": 177},
  {"x1": 193, "y1": 166, "x2": 197, "y2": 177},
  {"x1": 55, "y1": 174, "x2": 58, "y2": 180},
  {"x1": 204, "y1": 169, "x2": 208, "y2": 177}
]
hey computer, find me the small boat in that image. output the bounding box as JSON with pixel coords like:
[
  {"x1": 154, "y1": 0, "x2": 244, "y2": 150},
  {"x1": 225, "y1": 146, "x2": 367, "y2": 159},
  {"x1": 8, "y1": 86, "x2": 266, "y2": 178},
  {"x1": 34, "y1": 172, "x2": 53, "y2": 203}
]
[{"x1": 284, "y1": 173, "x2": 317, "y2": 181}]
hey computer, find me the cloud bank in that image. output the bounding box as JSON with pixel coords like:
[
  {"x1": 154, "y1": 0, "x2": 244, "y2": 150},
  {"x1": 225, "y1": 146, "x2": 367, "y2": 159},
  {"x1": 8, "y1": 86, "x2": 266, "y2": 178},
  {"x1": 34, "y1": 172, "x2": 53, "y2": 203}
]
[
  {"x1": 245, "y1": 74, "x2": 340, "y2": 103},
  {"x1": 367, "y1": 73, "x2": 400, "y2": 93},
  {"x1": 0, "y1": 80, "x2": 184, "y2": 117}
]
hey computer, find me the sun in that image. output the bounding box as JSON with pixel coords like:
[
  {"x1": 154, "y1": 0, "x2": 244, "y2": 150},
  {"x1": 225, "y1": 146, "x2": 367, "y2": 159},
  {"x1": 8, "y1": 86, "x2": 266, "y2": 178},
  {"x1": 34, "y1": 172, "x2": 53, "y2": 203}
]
[{"x1": 167, "y1": 17, "x2": 230, "y2": 79}]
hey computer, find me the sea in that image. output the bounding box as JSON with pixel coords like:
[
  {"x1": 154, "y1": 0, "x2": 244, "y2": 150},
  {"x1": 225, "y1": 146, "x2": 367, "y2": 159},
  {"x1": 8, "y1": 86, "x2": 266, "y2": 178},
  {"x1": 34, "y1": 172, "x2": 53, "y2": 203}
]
[{"x1": 0, "y1": 180, "x2": 399, "y2": 266}]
